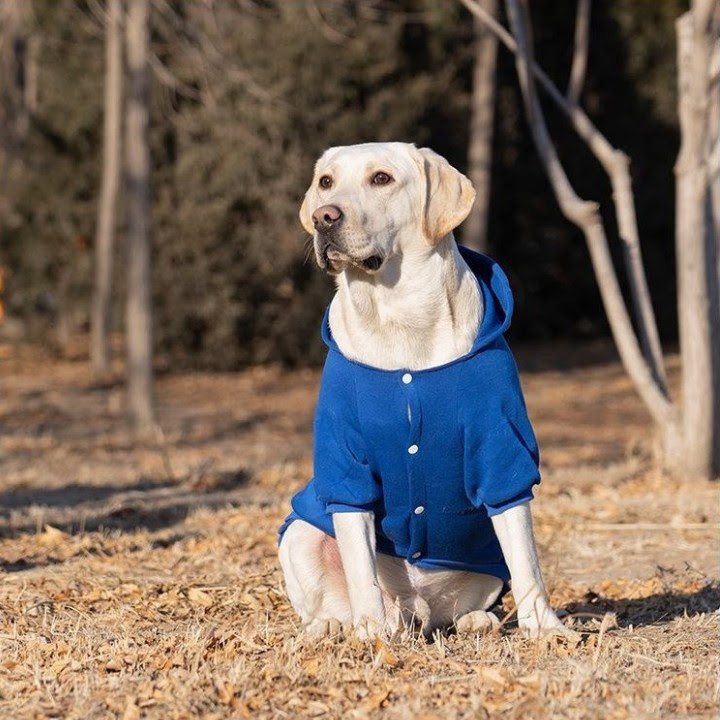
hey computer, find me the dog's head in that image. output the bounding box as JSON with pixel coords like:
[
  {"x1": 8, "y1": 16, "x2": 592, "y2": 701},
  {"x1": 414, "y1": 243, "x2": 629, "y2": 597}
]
[{"x1": 299, "y1": 142, "x2": 476, "y2": 275}]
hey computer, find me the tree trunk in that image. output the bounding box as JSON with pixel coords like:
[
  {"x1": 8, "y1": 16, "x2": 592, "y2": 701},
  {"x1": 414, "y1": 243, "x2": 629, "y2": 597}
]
[
  {"x1": 459, "y1": 0, "x2": 668, "y2": 394},
  {"x1": 125, "y1": 0, "x2": 155, "y2": 434},
  {"x1": 0, "y1": 2, "x2": 31, "y2": 150},
  {"x1": 463, "y1": 0, "x2": 720, "y2": 478},
  {"x1": 709, "y1": 35, "x2": 720, "y2": 470},
  {"x1": 91, "y1": 0, "x2": 124, "y2": 377},
  {"x1": 0, "y1": 1, "x2": 32, "y2": 211},
  {"x1": 463, "y1": 0, "x2": 498, "y2": 253},
  {"x1": 500, "y1": 0, "x2": 675, "y2": 433},
  {"x1": 674, "y1": 5, "x2": 720, "y2": 479}
]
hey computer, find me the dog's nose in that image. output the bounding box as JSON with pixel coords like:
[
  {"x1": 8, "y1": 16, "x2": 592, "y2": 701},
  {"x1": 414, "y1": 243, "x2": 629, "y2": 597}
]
[{"x1": 312, "y1": 205, "x2": 343, "y2": 232}]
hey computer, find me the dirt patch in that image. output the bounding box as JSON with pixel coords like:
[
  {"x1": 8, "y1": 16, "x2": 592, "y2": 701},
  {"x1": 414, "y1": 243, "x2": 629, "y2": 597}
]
[{"x1": 0, "y1": 342, "x2": 717, "y2": 719}]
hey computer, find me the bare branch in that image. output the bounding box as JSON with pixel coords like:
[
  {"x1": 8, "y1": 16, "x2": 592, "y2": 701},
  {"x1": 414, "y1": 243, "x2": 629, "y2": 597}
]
[
  {"x1": 304, "y1": 0, "x2": 352, "y2": 45},
  {"x1": 460, "y1": 0, "x2": 668, "y2": 393},
  {"x1": 500, "y1": 0, "x2": 674, "y2": 429},
  {"x1": 86, "y1": 0, "x2": 110, "y2": 26},
  {"x1": 567, "y1": 0, "x2": 591, "y2": 105},
  {"x1": 692, "y1": 0, "x2": 717, "y2": 31},
  {"x1": 149, "y1": 53, "x2": 203, "y2": 102},
  {"x1": 151, "y1": 0, "x2": 283, "y2": 106},
  {"x1": 711, "y1": 38, "x2": 720, "y2": 84}
]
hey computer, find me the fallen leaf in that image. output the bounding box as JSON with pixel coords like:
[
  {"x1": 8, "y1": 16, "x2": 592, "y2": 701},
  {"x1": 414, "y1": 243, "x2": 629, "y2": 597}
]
[
  {"x1": 121, "y1": 697, "x2": 140, "y2": 720},
  {"x1": 517, "y1": 672, "x2": 541, "y2": 688},
  {"x1": 214, "y1": 677, "x2": 235, "y2": 705},
  {"x1": 302, "y1": 657, "x2": 321, "y2": 676},
  {"x1": 39, "y1": 525, "x2": 67, "y2": 545},
  {"x1": 477, "y1": 666, "x2": 512, "y2": 688},
  {"x1": 118, "y1": 583, "x2": 142, "y2": 599},
  {"x1": 373, "y1": 638, "x2": 401, "y2": 668},
  {"x1": 360, "y1": 689, "x2": 390, "y2": 713},
  {"x1": 229, "y1": 698, "x2": 252, "y2": 718},
  {"x1": 187, "y1": 588, "x2": 214, "y2": 608},
  {"x1": 50, "y1": 659, "x2": 70, "y2": 676},
  {"x1": 157, "y1": 656, "x2": 173, "y2": 671}
]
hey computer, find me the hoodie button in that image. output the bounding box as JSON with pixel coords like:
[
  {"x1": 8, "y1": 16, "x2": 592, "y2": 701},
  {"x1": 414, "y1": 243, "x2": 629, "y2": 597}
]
[
  {"x1": 411, "y1": 552, "x2": 421, "y2": 559},
  {"x1": 408, "y1": 444, "x2": 419, "y2": 455},
  {"x1": 402, "y1": 373, "x2": 413, "y2": 384}
]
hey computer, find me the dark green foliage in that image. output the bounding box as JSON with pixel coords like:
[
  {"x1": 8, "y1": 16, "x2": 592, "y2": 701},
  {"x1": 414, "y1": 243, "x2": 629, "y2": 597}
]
[
  {"x1": 152, "y1": 0, "x2": 468, "y2": 368},
  {"x1": 0, "y1": 0, "x2": 683, "y2": 367},
  {"x1": 1, "y1": 0, "x2": 102, "y2": 333}
]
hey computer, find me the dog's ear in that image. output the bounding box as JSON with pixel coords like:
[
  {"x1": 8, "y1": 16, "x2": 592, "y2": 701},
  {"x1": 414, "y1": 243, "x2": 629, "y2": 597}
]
[
  {"x1": 299, "y1": 189, "x2": 315, "y2": 235},
  {"x1": 415, "y1": 147, "x2": 476, "y2": 243}
]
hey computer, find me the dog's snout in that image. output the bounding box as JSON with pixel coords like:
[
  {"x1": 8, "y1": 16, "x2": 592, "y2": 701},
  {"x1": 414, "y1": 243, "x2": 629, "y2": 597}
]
[{"x1": 312, "y1": 205, "x2": 343, "y2": 232}]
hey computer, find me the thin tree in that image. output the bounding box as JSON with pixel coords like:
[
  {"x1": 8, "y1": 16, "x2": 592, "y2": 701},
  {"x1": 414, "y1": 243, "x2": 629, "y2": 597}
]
[
  {"x1": 125, "y1": 0, "x2": 155, "y2": 433},
  {"x1": 674, "y1": 5, "x2": 720, "y2": 475},
  {"x1": 710, "y1": 38, "x2": 720, "y2": 468},
  {"x1": 566, "y1": 0, "x2": 591, "y2": 107},
  {"x1": 460, "y1": 0, "x2": 720, "y2": 479},
  {"x1": 463, "y1": 0, "x2": 498, "y2": 253},
  {"x1": 0, "y1": 2, "x2": 34, "y2": 203},
  {"x1": 91, "y1": 0, "x2": 124, "y2": 377}
]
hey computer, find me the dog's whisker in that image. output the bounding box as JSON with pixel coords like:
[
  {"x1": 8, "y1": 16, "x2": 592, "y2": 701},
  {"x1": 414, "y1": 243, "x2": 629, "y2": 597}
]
[{"x1": 302, "y1": 236, "x2": 315, "y2": 265}]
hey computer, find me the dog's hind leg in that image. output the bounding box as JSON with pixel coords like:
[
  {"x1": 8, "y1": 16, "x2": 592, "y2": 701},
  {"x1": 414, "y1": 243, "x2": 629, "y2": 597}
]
[
  {"x1": 429, "y1": 571, "x2": 504, "y2": 635},
  {"x1": 278, "y1": 520, "x2": 352, "y2": 636},
  {"x1": 454, "y1": 608, "x2": 500, "y2": 634}
]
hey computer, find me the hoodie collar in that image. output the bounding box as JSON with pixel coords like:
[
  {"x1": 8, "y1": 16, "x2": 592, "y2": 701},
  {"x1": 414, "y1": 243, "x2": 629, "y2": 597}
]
[{"x1": 321, "y1": 244, "x2": 514, "y2": 373}]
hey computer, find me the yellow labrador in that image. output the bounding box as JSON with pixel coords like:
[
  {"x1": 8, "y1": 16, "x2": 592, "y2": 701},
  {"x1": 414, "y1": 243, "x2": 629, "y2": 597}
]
[{"x1": 279, "y1": 142, "x2": 567, "y2": 639}]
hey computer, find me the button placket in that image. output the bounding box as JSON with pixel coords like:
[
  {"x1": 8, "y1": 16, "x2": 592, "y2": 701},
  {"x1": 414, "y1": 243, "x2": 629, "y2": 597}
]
[
  {"x1": 402, "y1": 373, "x2": 426, "y2": 563},
  {"x1": 402, "y1": 373, "x2": 414, "y2": 424}
]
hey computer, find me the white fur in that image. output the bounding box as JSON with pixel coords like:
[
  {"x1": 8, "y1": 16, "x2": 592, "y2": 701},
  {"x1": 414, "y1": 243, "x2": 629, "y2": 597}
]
[{"x1": 280, "y1": 142, "x2": 567, "y2": 638}]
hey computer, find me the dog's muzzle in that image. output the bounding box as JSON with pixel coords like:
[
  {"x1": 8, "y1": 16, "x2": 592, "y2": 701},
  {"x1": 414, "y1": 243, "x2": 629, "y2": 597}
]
[{"x1": 311, "y1": 205, "x2": 384, "y2": 274}]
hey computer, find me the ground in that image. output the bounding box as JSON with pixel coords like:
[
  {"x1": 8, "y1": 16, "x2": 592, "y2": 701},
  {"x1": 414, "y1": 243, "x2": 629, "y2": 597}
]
[{"x1": 0, "y1": 340, "x2": 717, "y2": 719}]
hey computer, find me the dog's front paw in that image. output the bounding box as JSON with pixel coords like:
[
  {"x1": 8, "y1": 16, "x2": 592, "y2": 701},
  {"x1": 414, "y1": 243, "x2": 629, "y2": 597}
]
[
  {"x1": 353, "y1": 616, "x2": 384, "y2": 641},
  {"x1": 305, "y1": 617, "x2": 342, "y2": 638},
  {"x1": 518, "y1": 605, "x2": 578, "y2": 640}
]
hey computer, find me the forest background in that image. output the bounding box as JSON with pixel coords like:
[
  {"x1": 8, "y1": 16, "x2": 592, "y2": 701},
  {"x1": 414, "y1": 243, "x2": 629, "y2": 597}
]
[{"x1": 0, "y1": 0, "x2": 685, "y2": 369}]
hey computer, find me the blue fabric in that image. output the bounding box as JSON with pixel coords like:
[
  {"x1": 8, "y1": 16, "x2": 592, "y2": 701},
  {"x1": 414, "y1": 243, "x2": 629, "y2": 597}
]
[{"x1": 280, "y1": 246, "x2": 540, "y2": 582}]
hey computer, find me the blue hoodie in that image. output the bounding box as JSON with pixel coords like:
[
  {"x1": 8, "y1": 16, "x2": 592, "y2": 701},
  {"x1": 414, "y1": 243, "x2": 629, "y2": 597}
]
[{"x1": 279, "y1": 247, "x2": 539, "y2": 582}]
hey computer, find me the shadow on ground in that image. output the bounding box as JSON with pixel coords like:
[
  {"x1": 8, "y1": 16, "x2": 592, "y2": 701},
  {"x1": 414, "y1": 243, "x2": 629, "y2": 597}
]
[
  {"x1": 0, "y1": 468, "x2": 261, "y2": 540},
  {"x1": 566, "y1": 583, "x2": 720, "y2": 628}
]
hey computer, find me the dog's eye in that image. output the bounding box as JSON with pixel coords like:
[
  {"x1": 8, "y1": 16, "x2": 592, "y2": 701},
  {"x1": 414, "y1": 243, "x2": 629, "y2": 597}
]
[
  {"x1": 371, "y1": 171, "x2": 393, "y2": 186},
  {"x1": 318, "y1": 175, "x2": 333, "y2": 189}
]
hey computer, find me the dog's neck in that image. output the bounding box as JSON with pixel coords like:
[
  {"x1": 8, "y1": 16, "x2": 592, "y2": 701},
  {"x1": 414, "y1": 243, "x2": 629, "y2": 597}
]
[{"x1": 328, "y1": 235, "x2": 483, "y2": 371}]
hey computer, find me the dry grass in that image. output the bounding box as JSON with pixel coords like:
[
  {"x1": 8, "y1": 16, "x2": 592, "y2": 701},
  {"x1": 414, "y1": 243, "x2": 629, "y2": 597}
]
[{"x1": 0, "y1": 341, "x2": 718, "y2": 719}]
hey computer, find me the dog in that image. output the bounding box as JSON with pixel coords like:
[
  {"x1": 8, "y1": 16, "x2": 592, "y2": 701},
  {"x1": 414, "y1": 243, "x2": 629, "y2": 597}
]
[{"x1": 278, "y1": 142, "x2": 568, "y2": 640}]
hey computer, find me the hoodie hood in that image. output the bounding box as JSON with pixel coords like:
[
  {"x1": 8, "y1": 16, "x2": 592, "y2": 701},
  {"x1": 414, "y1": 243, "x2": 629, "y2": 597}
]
[
  {"x1": 321, "y1": 244, "x2": 515, "y2": 373},
  {"x1": 458, "y1": 245, "x2": 514, "y2": 353}
]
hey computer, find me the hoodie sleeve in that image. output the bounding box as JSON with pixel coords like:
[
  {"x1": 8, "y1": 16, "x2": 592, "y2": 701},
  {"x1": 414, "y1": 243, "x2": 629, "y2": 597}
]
[
  {"x1": 464, "y1": 341, "x2": 540, "y2": 516},
  {"x1": 311, "y1": 352, "x2": 381, "y2": 514}
]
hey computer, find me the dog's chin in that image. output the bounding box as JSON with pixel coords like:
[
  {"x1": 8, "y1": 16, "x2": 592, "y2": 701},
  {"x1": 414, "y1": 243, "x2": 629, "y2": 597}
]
[{"x1": 316, "y1": 244, "x2": 385, "y2": 275}]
